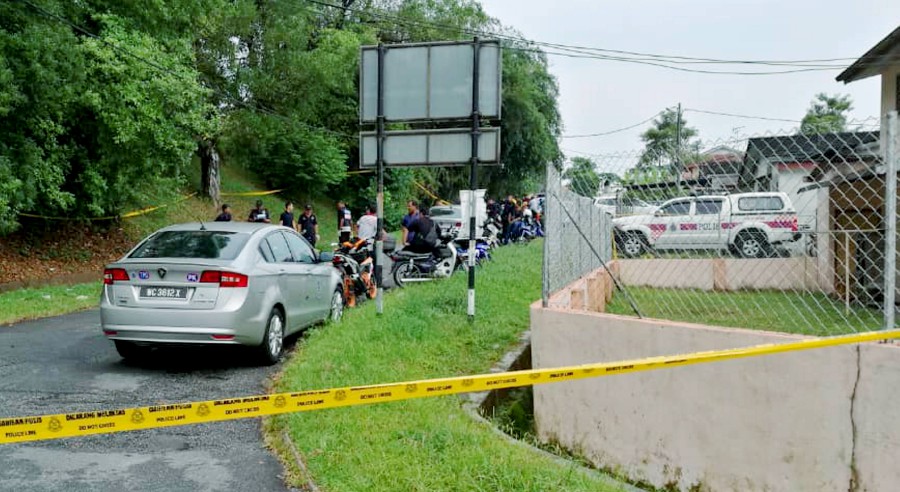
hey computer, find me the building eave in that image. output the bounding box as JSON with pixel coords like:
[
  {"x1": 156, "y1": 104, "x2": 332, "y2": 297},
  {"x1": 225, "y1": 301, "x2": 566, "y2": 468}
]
[{"x1": 837, "y1": 26, "x2": 900, "y2": 83}]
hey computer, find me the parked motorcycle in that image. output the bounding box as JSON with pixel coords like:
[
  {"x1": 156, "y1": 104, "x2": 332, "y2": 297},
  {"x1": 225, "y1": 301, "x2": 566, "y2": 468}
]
[
  {"x1": 454, "y1": 238, "x2": 492, "y2": 271},
  {"x1": 332, "y1": 238, "x2": 376, "y2": 307},
  {"x1": 390, "y1": 232, "x2": 458, "y2": 288}
]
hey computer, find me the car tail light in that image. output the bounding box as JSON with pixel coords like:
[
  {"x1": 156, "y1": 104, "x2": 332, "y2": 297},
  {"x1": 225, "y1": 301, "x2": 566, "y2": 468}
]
[
  {"x1": 791, "y1": 216, "x2": 798, "y2": 232},
  {"x1": 455, "y1": 222, "x2": 462, "y2": 228},
  {"x1": 200, "y1": 270, "x2": 248, "y2": 288},
  {"x1": 103, "y1": 268, "x2": 129, "y2": 285},
  {"x1": 103, "y1": 330, "x2": 118, "y2": 336},
  {"x1": 211, "y1": 334, "x2": 235, "y2": 341}
]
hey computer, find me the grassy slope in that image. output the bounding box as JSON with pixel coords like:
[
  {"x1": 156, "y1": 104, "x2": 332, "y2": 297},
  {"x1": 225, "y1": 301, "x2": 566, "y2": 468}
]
[
  {"x1": 270, "y1": 241, "x2": 625, "y2": 492},
  {"x1": 0, "y1": 165, "x2": 338, "y2": 326},
  {"x1": 0, "y1": 283, "x2": 99, "y2": 325}
]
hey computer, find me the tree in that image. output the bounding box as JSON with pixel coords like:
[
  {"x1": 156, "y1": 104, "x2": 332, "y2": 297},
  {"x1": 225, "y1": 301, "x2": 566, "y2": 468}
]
[
  {"x1": 801, "y1": 93, "x2": 853, "y2": 134},
  {"x1": 630, "y1": 108, "x2": 699, "y2": 186},
  {"x1": 564, "y1": 157, "x2": 600, "y2": 197}
]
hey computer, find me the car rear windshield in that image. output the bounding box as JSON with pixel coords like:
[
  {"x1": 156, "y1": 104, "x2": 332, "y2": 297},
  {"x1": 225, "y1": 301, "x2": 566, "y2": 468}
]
[
  {"x1": 430, "y1": 208, "x2": 459, "y2": 217},
  {"x1": 129, "y1": 231, "x2": 250, "y2": 260},
  {"x1": 738, "y1": 196, "x2": 784, "y2": 212}
]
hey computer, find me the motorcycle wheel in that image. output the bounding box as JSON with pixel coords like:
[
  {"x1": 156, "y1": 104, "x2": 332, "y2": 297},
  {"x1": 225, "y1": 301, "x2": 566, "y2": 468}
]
[{"x1": 393, "y1": 262, "x2": 420, "y2": 288}]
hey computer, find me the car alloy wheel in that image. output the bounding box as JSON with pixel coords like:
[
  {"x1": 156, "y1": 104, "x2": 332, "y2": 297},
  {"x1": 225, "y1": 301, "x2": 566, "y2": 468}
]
[
  {"x1": 260, "y1": 309, "x2": 284, "y2": 364},
  {"x1": 330, "y1": 289, "x2": 344, "y2": 322}
]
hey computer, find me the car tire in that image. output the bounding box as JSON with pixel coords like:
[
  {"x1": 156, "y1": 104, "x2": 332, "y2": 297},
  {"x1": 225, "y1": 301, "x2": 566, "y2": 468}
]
[
  {"x1": 329, "y1": 288, "x2": 344, "y2": 323},
  {"x1": 393, "y1": 262, "x2": 419, "y2": 288},
  {"x1": 735, "y1": 231, "x2": 771, "y2": 259},
  {"x1": 257, "y1": 308, "x2": 285, "y2": 366},
  {"x1": 618, "y1": 232, "x2": 647, "y2": 258},
  {"x1": 114, "y1": 340, "x2": 150, "y2": 361}
]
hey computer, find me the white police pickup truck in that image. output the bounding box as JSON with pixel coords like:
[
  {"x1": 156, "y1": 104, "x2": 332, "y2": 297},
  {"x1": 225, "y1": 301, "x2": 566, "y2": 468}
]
[{"x1": 613, "y1": 192, "x2": 800, "y2": 258}]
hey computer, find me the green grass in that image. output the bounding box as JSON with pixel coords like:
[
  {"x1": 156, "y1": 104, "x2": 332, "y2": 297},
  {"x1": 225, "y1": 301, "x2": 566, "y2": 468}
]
[
  {"x1": 269, "y1": 241, "x2": 627, "y2": 492},
  {"x1": 606, "y1": 286, "x2": 882, "y2": 336},
  {"x1": 0, "y1": 283, "x2": 100, "y2": 326}
]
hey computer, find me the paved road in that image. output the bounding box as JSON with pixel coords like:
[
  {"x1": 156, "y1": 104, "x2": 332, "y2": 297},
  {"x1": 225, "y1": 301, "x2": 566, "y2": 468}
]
[{"x1": 0, "y1": 310, "x2": 294, "y2": 492}]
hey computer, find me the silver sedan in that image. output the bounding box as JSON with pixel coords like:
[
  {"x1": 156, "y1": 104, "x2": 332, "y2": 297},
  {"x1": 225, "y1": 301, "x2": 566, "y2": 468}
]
[{"x1": 100, "y1": 222, "x2": 343, "y2": 365}]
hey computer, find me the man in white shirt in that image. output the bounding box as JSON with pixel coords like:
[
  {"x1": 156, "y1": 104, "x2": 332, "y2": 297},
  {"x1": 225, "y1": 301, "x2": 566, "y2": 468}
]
[{"x1": 356, "y1": 204, "x2": 378, "y2": 240}]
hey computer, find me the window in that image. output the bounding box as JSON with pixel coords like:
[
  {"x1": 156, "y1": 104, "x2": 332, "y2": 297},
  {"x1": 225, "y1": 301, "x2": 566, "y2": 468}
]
[
  {"x1": 129, "y1": 231, "x2": 249, "y2": 260},
  {"x1": 258, "y1": 243, "x2": 275, "y2": 263},
  {"x1": 738, "y1": 196, "x2": 784, "y2": 212},
  {"x1": 265, "y1": 233, "x2": 292, "y2": 263},
  {"x1": 283, "y1": 232, "x2": 316, "y2": 264},
  {"x1": 695, "y1": 199, "x2": 724, "y2": 215},
  {"x1": 658, "y1": 201, "x2": 691, "y2": 216}
]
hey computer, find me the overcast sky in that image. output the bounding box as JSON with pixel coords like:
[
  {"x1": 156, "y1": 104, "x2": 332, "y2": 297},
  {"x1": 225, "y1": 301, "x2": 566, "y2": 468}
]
[{"x1": 480, "y1": 0, "x2": 900, "y2": 168}]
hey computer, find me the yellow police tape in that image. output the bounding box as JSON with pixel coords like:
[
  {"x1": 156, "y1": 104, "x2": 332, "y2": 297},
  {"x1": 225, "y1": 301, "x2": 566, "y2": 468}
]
[
  {"x1": 219, "y1": 189, "x2": 284, "y2": 197},
  {"x1": 2, "y1": 328, "x2": 898, "y2": 445},
  {"x1": 18, "y1": 193, "x2": 198, "y2": 221}
]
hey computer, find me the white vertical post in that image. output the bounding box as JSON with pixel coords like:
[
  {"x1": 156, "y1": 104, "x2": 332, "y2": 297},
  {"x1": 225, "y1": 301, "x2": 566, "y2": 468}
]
[{"x1": 884, "y1": 111, "x2": 898, "y2": 329}]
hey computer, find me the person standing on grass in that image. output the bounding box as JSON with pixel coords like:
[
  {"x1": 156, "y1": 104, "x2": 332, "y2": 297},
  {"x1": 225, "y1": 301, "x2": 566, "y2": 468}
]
[
  {"x1": 356, "y1": 204, "x2": 378, "y2": 241},
  {"x1": 280, "y1": 201, "x2": 296, "y2": 231},
  {"x1": 337, "y1": 201, "x2": 353, "y2": 244},
  {"x1": 401, "y1": 200, "x2": 420, "y2": 246},
  {"x1": 214, "y1": 204, "x2": 232, "y2": 222},
  {"x1": 248, "y1": 200, "x2": 271, "y2": 223},
  {"x1": 298, "y1": 204, "x2": 319, "y2": 247}
]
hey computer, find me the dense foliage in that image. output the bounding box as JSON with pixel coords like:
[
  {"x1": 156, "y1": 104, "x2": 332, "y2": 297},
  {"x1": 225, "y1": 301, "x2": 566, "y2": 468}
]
[{"x1": 0, "y1": 0, "x2": 562, "y2": 234}]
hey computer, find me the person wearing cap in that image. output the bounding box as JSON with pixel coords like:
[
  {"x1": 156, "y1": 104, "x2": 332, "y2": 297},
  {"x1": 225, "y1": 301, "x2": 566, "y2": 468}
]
[
  {"x1": 248, "y1": 200, "x2": 271, "y2": 223},
  {"x1": 298, "y1": 204, "x2": 319, "y2": 246}
]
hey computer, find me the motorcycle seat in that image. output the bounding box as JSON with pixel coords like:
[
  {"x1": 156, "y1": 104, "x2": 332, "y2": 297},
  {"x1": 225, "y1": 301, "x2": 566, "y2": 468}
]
[{"x1": 395, "y1": 250, "x2": 433, "y2": 260}]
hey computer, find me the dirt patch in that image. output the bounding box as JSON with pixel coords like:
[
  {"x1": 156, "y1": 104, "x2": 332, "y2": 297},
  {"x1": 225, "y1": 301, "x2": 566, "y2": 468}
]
[{"x1": 0, "y1": 220, "x2": 134, "y2": 287}]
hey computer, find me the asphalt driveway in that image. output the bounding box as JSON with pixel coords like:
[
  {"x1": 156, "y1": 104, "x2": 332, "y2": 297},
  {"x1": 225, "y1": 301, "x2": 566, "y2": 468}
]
[{"x1": 0, "y1": 309, "x2": 294, "y2": 492}]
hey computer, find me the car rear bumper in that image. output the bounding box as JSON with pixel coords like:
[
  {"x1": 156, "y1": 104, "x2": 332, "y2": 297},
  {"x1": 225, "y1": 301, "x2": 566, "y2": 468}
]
[{"x1": 100, "y1": 302, "x2": 267, "y2": 347}]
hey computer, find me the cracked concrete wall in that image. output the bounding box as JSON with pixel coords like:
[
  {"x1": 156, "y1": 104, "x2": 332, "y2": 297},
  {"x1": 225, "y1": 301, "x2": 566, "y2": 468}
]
[
  {"x1": 530, "y1": 305, "x2": 895, "y2": 491},
  {"x1": 853, "y1": 343, "x2": 900, "y2": 491}
]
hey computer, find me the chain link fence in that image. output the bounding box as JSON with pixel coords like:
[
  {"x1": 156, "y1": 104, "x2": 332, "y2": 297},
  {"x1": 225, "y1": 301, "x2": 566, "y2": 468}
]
[{"x1": 543, "y1": 113, "x2": 899, "y2": 336}]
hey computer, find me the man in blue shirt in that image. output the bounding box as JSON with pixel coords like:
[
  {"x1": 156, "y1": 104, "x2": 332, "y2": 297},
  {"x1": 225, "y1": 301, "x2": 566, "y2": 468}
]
[{"x1": 401, "y1": 200, "x2": 420, "y2": 246}]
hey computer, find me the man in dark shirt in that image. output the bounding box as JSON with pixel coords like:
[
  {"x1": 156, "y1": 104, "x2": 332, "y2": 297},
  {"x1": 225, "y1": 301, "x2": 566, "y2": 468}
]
[
  {"x1": 280, "y1": 201, "x2": 296, "y2": 230},
  {"x1": 406, "y1": 208, "x2": 438, "y2": 254},
  {"x1": 248, "y1": 200, "x2": 271, "y2": 223},
  {"x1": 298, "y1": 204, "x2": 319, "y2": 246},
  {"x1": 214, "y1": 204, "x2": 232, "y2": 222}
]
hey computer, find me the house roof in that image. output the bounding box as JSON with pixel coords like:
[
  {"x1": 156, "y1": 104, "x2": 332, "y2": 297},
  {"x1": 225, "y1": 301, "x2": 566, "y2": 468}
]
[
  {"x1": 744, "y1": 131, "x2": 879, "y2": 165},
  {"x1": 837, "y1": 25, "x2": 900, "y2": 83}
]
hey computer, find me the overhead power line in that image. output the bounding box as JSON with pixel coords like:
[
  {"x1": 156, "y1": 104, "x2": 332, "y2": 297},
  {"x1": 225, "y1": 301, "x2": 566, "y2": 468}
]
[
  {"x1": 683, "y1": 108, "x2": 801, "y2": 124},
  {"x1": 561, "y1": 112, "x2": 664, "y2": 138},
  {"x1": 301, "y1": 0, "x2": 894, "y2": 76}
]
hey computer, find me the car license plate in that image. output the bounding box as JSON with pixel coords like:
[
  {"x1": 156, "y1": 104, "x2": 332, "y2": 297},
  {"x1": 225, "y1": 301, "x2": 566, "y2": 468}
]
[{"x1": 140, "y1": 286, "x2": 187, "y2": 299}]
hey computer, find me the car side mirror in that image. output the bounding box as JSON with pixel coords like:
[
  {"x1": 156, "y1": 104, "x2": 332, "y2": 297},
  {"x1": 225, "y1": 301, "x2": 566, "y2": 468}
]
[
  {"x1": 318, "y1": 251, "x2": 334, "y2": 263},
  {"x1": 654, "y1": 210, "x2": 664, "y2": 217}
]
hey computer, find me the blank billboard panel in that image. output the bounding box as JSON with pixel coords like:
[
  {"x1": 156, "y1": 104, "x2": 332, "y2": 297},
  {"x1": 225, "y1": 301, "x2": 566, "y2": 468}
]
[
  {"x1": 360, "y1": 128, "x2": 501, "y2": 168},
  {"x1": 360, "y1": 41, "x2": 501, "y2": 122}
]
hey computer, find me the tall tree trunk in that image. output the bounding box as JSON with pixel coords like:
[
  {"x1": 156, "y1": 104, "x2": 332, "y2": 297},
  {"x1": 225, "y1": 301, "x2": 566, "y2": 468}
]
[{"x1": 199, "y1": 139, "x2": 221, "y2": 203}]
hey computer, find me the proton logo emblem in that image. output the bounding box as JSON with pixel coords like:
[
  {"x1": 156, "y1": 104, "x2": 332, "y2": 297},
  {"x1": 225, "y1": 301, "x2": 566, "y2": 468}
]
[{"x1": 157, "y1": 268, "x2": 167, "y2": 279}]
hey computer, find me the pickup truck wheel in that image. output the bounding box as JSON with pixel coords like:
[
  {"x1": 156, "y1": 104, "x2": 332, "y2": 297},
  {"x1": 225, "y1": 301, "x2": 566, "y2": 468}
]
[
  {"x1": 618, "y1": 232, "x2": 647, "y2": 258},
  {"x1": 736, "y1": 232, "x2": 771, "y2": 258}
]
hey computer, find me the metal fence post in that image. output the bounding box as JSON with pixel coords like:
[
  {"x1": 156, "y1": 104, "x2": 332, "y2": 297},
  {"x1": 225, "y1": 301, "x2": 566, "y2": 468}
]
[
  {"x1": 542, "y1": 163, "x2": 551, "y2": 307},
  {"x1": 884, "y1": 111, "x2": 898, "y2": 330}
]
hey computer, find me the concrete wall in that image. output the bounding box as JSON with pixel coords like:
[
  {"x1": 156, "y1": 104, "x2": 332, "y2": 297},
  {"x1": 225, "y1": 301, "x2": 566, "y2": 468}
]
[
  {"x1": 618, "y1": 257, "x2": 829, "y2": 292},
  {"x1": 531, "y1": 304, "x2": 900, "y2": 491}
]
